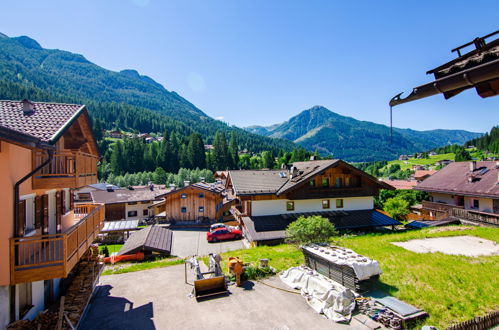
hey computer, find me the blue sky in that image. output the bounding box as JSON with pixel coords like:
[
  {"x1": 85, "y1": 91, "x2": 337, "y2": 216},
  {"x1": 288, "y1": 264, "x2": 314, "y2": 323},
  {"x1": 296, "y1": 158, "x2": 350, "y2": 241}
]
[{"x1": 1, "y1": 0, "x2": 498, "y2": 132}]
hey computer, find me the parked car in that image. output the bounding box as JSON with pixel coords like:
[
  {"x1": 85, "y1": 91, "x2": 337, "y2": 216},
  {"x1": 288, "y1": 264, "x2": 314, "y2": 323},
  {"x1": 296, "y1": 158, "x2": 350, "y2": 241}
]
[
  {"x1": 210, "y1": 223, "x2": 228, "y2": 231},
  {"x1": 207, "y1": 227, "x2": 242, "y2": 242}
]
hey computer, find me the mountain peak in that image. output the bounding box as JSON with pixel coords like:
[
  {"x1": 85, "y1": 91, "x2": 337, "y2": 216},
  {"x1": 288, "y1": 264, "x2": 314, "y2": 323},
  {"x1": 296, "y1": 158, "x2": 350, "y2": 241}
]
[{"x1": 13, "y1": 35, "x2": 42, "y2": 49}]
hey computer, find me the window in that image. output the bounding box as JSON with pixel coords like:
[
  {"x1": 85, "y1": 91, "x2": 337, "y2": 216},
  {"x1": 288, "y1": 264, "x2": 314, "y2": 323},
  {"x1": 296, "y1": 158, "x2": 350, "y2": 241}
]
[
  {"x1": 181, "y1": 193, "x2": 187, "y2": 199},
  {"x1": 286, "y1": 201, "x2": 295, "y2": 211},
  {"x1": 472, "y1": 199, "x2": 479, "y2": 209},
  {"x1": 335, "y1": 177, "x2": 343, "y2": 188},
  {"x1": 198, "y1": 193, "x2": 204, "y2": 198},
  {"x1": 181, "y1": 207, "x2": 187, "y2": 213},
  {"x1": 128, "y1": 210, "x2": 138, "y2": 217},
  {"x1": 18, "y1": 282, "x2": 32, "y2": 318},
  {"x1": 309, "y1": 180, "x2": 315, "y2": 187},
  {"x1": 322, "y1": 200, "x2": 330, "y2": 209},
  {"x1": 143, "y1": 209, "x2": 149, "y2": 216},
  {"x1": 198, "y1": 206, "x2": 204, "y2": 212},
  {"x1": 322, "y1": 178, "x2": 329, "y2": 187},
  {"x1": 336, "y1": 199, "x2": 344, "y2": 208}
]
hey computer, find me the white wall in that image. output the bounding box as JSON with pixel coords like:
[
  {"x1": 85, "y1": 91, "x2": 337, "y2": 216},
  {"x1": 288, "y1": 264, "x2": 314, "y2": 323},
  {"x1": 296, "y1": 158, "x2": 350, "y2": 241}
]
[
  {"x1": 251, "y1": 196, "x2": 374, "y2": 216},
  {"x1": 464, "y1": 196, "x2": 494, "y2": 213},
  {"x1": 430, "y1": 193, "x2": 455, "y2": 205},
  {"x1": 0, "y1": 285, "x2": 9, "y2": 328},
  {"x1": 125, "y1": 202, "x2": 153, "y2": 220}
]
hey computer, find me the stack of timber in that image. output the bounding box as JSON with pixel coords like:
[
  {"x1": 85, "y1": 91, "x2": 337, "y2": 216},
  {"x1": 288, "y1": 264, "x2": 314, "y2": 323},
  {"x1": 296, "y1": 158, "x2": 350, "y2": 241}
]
[
  {"x1": 7, "y1": 311, "x2": 60, "y2": 330},
  {"x1": 63, "y1": 244, "x2": 103, "y2": 327},
  {"x1": 302, "y1": 245, "x2": 381, "y2": 293}
]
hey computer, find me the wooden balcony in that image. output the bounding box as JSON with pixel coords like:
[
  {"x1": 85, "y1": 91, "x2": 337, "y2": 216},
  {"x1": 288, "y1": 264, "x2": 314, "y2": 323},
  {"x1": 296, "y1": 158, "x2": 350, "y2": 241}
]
[
  {"x1": 450, "y1": 208, "x2": 499, "y2": 227},
  {"x1": 32, "y1": 151, "x2": 99, "y2": 189},
  {"x1": 421, "y1": 200, "x2": 464, "y2": 213},
  {"x1": 10, "y1": 204, "x2": 104, "y2": 284}
]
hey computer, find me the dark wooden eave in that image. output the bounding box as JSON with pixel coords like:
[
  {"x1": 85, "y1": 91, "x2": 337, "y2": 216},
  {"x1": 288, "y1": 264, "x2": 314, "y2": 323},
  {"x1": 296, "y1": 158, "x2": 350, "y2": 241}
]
[{"x1": 390, "y1": 31, "x2": 499, "y2": 106}]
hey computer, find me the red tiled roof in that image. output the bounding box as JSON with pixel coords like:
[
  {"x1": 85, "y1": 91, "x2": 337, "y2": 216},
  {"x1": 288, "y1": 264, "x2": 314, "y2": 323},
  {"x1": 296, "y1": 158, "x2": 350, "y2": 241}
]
[
  {"x1": 415, "y1": 161, "x2": 499, "y2": 198},
  {"x1": 381, "y1": 179, "x2": 418, "y2": 190},
  {"x1": 0, "y1": 100, "x2": 84, "y2": 143},
  {"x1": 414, "y1": 170, "x2": 437, "y2": 179}
]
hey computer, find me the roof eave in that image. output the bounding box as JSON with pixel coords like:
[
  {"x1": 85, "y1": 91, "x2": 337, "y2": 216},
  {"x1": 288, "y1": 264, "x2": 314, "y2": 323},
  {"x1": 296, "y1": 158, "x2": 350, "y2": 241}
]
[{"x1": 48, "y1": 104, "x2": 86, "y2": 144}]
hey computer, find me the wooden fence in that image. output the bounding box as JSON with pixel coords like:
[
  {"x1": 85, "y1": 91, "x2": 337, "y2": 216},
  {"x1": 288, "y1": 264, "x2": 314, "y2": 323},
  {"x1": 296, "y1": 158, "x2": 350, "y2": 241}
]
[{"x1": 447, "y1": 310, "x2": 499, "y2": 330}]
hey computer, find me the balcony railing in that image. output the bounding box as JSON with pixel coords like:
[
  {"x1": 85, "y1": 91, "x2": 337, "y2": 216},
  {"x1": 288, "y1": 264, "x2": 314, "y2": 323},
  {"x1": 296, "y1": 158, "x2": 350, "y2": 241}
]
[
  {"x1": 450, "y1": 208, "x2": 499, "y2": 227},
  {"x1": 421, "y1": 200, "x2": 464, "y2": 213},
  {"x1": 10, "y1": 204, "x2": 104, "y2": 284},
  {"x1": 32, "y1": 151, "x2": 99, "y2": 189}
]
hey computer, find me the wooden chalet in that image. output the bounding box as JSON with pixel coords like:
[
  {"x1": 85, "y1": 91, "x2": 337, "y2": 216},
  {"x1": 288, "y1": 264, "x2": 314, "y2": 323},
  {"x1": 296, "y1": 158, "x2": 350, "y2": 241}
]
[
  {"x1": 226, "y1": 159, "x2": 399, "y2": 245},
  {"x1": 117, "y1": 225, "x2": 173, "y2": 257},
  {"x1": 0, "y1": 100, "x2": 104, "y2": 326},
  {"x1": 155, "y1": 182, "x2": 235, "y2": 224},
  {"x1": 415, "y1": 161, "x2": 499, "y2": 227}
]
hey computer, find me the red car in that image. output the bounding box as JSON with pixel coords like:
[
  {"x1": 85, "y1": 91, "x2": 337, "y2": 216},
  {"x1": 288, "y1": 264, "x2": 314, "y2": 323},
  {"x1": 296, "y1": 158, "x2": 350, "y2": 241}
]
[{"x1": 207, "y1": 227, "x2": 242, "y2": 242}]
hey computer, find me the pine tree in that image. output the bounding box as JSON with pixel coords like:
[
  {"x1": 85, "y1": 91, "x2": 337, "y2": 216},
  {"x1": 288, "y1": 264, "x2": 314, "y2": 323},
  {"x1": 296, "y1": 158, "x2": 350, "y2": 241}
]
[
  {"x1": 228, "y1": 131, "x2": 239, "y2": 169},
  {"x1": 187, "y1": 133, "x2": 206, "y2": 169},
  {"x1": 213, "y1": 131, "x2": 229, "y2": 170}
]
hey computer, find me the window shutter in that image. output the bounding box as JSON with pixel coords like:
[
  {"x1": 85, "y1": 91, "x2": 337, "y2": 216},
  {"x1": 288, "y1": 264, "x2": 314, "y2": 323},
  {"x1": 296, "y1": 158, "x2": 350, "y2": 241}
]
[
  {"x1": 61, "y1": 190, "x2": 66, "y2": 214},
  {"x1": 18, "y1": 200, "x2": 26, "y2": 237},
  {"x1": 42, "y1": 194, "x2": 49, "y2": 235},
  {"x1": 56, "y1": 191, "x2": 62, "y2": 233},
  {"x1": 69, "y1": 189, "x2": 74, "y2": 211},
  {"x1": 35, "y1": 196, "x2": 42, "y2": 229}
]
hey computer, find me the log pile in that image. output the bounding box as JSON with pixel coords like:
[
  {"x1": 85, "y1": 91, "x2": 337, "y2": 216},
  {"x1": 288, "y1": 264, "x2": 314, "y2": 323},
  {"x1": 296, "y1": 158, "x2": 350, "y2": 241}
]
[
  {"x1": 63, "y1": 244, "x2": 102, "y2": 327},
  {"x1": 7, "y1": 311, "x2": 59, "y2": 330},
  {"x1": 7, "y1": 245, "x2": 103, "y2": 330}
]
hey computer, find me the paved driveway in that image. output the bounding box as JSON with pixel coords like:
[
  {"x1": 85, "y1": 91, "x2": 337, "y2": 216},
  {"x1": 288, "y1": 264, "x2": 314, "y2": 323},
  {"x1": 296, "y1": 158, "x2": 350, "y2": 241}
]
[
  {"x1": 169, "y1": 228, "x2": 246, "y2": 257},
  {"x1": 80, "y1": 264, "x2": 365, "y2": 330}
]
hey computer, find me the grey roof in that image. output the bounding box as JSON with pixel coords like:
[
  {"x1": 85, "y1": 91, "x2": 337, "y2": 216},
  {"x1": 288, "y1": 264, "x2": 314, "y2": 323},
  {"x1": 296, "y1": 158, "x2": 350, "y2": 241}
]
[
  {"x1": 87, "y1": 182, "x2": 120, "y2": 191},
  {"x1": 0, "y1": 100, "x2": 85, "y2": 143},
  {"x1": 101, "y1": 220, "x2": 140, "y2": 232},
  {"x1": 118, "y1": 225, "x2": 173, "y2": 255},
  {"x1": 242, "y1": 210, "x2": 401, "y2": 242},
  {"x1": 228, "y1": 170, "x2": 288, "y2": 195},
  {"x1": 157, "y1": 182, "x2": 225, "y2": 198},
  {"x1": 415, "y1": 161, "x2": 499, "y2": 198},
  {"x1": 229, "y1": 159, "x2": 391, "y2": 196},
  {"x1": 91, "y1": 187, "x2": 168, "y2": 204}
]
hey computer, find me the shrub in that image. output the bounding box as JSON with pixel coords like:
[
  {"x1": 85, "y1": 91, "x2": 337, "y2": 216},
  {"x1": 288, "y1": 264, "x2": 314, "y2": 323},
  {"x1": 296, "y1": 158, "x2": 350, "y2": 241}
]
[
  {"x1": 286, "y1": 215, "x2": 338, "y2": 245},
  {"x1": 102, "y1": 245, "x2": 110, "y2": 257},
  {"x1": 383, "y1": 197, "x2": 410, "y2": 220}
]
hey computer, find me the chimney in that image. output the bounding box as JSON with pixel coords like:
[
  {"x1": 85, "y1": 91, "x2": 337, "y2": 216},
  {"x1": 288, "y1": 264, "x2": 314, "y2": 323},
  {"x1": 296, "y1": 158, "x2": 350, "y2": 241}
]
[
  {"x1": 495, "y1": 161, "x2": 499, "y2": 169},
  {"x1": 200, "y1": 177, "x2": 205, "y2": 183},
  {"x1": 169, "y1": 184, "x2": 176, "y2": 191},
  {"x1": 184, "y1": 180, "x2": 190, "y2": 187},
  {"x1": 106, "y1": 184, "x2": 114, "y2": 192},
  {"x1": 289, "y1": 166, "x2": 299, "y2": 179},
  {"x1": 470, "y1": 161, "x2": 477, "y2": 172},
  {"x1": 21, "y1": 99, "x2": 35, "y2": 115},
  {"x1": 310, "y1": 155, "x2": 317, "y2": 161},
  {"x1": 149, "y1": 183, "x2": 154, "y2": 191}
]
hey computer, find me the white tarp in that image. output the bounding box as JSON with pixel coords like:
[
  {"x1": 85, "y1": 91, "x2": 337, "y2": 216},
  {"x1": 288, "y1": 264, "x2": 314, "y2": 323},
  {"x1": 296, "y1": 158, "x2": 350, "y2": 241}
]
[
  {"x1": 280, "y1": 267, "x2": 356, "y2": 323},
  {"x1": 303, "y1": 244, "x2": 382, "y2": 280}
]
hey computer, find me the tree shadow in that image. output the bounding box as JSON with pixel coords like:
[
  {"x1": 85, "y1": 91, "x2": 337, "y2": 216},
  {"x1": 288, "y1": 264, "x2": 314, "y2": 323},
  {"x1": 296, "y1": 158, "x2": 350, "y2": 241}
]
[{"x1": 79, "y1": 285, "x2": 156, "y2": 330}]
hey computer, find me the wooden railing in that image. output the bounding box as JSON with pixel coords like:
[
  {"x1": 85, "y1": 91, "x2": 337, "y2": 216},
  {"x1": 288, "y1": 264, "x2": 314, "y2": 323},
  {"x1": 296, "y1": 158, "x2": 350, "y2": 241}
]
[
  {"x1": 33, "y1": 151, "x2": 98, "y2": 189},
  {"x1": 10, "y1": 204, "x2": 104, "y2": 284},
  {"x1": 421, "y1": 200, "x2": 464, "y2": 213},
  {"x1": 450, "y1": 208, "x2": 499, "y2": 227}
]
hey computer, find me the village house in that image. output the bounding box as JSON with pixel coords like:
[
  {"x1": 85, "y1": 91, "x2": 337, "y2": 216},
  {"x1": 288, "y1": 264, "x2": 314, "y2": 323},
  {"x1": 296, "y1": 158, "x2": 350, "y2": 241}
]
[
  {"x1": 106, "y1": 129, "x2": 123, "y2": 139},
  {"x1": 153, "y1": 181, "x2": 235, "y2": 224},
  {"x1": 398, "y1": 155, "x2": 409, "y2": 161},
  {"x1": 74, "y1": 182, "x2": 120, "y2": 202},
  {"x1": 380, "y1": 179, "x2": 418, "y2": 190},
  {"x1": 90, "y1": 185, "x2": 168, "y2": 222},
  {"x1": 416, "y1": 161, "x2": 499, "y2": 226},
  {"x1": 0, "y1": 100, "x2": 104, "y2": 327},
  {"x1": 226, "y1": 159, "x2": 400, "y2": 245},
  {"x1": 413, "y1": 170, "x2": 437, "y2": 182}
]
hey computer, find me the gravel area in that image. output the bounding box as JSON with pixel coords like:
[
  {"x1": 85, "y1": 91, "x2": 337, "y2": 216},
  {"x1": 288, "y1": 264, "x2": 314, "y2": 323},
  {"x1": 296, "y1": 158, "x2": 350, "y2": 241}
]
[{"x1": 392, "y1": 235, "x2": 499, "y2": 256}]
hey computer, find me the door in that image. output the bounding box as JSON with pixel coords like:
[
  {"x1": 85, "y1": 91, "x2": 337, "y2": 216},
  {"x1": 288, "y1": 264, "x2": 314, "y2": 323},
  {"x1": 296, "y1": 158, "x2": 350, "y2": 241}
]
[{"x1": 48, "y1": 192, "x2": 57, "y2": 234}]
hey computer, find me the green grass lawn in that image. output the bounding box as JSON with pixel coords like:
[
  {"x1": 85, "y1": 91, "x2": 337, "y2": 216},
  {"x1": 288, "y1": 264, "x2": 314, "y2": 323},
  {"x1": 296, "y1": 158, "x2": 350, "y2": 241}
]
[
  {"x1": 386, "y1": 153, "x2": 455, "y2": 171},
  {"x1": 99, "y1": 244, "x2": 123, "y2": 255},
  {"x1": 214, "y1": 226, "x2": 498, "y2": 328},
  {"x1": 102, "y1": 257, "x2": 185, "y2": 275}
]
